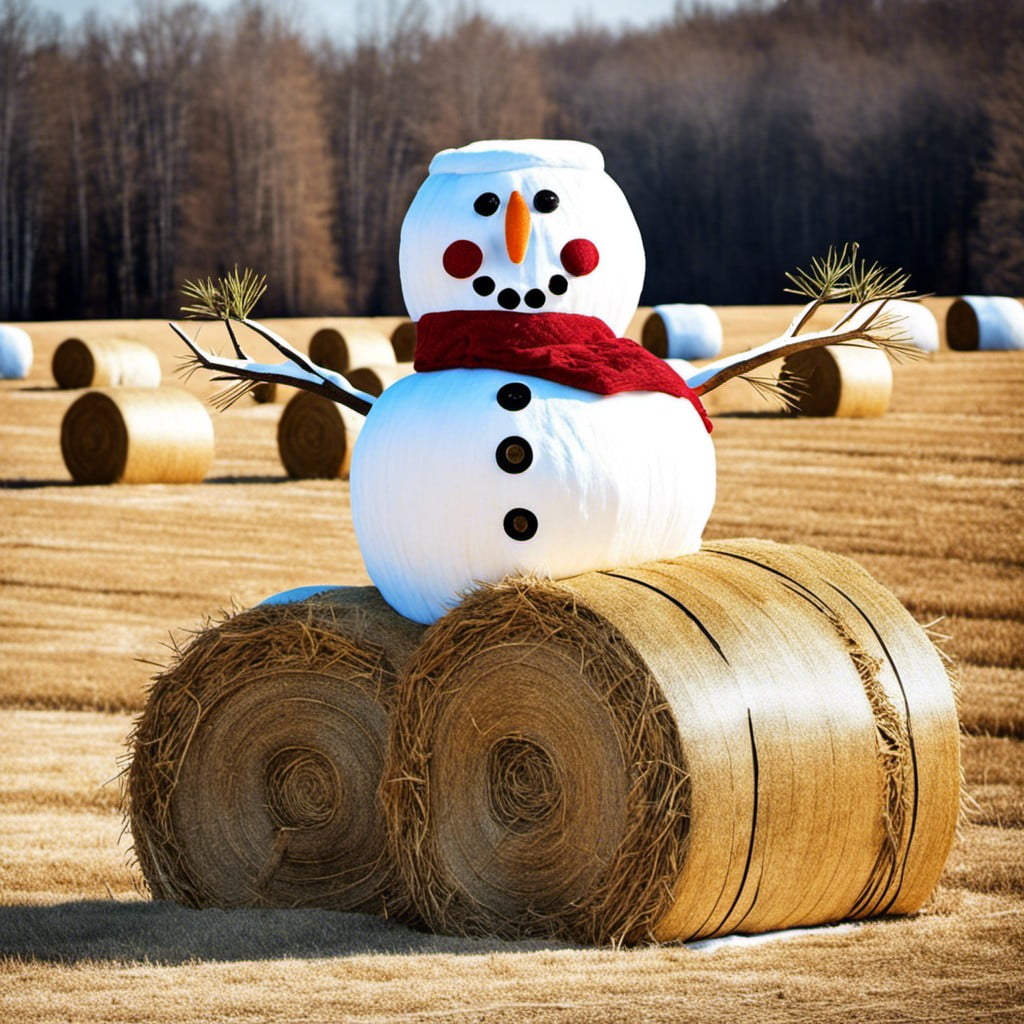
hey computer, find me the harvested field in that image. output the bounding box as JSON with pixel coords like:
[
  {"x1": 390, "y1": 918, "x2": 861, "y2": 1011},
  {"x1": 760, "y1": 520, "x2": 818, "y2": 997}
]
[{"x1": 1, "y1": 308, "x2": 1022, "y2": 1022}]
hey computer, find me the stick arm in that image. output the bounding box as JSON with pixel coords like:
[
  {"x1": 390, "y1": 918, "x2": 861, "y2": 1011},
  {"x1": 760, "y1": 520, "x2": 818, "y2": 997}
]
[
  {"x1": 686, "y1": 300, "x2": 911, "y2": 396},
  {"x1": 170, "y1": 321, "x2": 375, "y2": 416}
]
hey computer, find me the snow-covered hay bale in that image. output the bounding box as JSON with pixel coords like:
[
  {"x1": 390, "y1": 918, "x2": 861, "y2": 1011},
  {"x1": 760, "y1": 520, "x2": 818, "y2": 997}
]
[
  {"x1": 52, "y1": 337, "x2": 161, "y2": 389},
  {"x1": 0, "y1": 324, "x2": 33, "y2": 379},
  {"x1": 60, "y1": 387, "x2": 214, "y2": 484},
  {"x1": 345, "y1": 363, "x2": 415, "y2": 397},
  {"x1": 125, "y1": 588, "x2": 425, "y2": 915},
  {"x1": 277, "y1": 391, "x2": 362, "y2": 479},
  {"x1": 885, "y1": 300, "x2": 939, "y2": 353},
  {"x1": 390, "y1": 319, "x2": 418, "y2": 362},
  {"x1": 642, "y1": 304, "x2": 723, "y2": 360},
  {"x1": 779, "y1": 344, "x2": 892, "y2": 418},
  {"x1": 946, "y1": 296, "x2": 1024, "y2": 351},
  {"x1": 384, "y1": 539, "x2": 960, "y2": 946},
  {"x1": 308, "y1": 320, "x2": 399, "y2": 374}
]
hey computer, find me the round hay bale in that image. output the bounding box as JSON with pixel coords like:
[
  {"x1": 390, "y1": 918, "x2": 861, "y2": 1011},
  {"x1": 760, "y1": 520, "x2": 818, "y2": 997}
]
[
  {"x1": 946, "y1": 296, "x2": 1024, "y2": 351},
  {"x1": 0, "y1": 324, "x2": 33, "y2": 379},
  {"x1": 308, "y1": 320, "x2": 398, "y2": 374},
  {"x1": 250, "y1": 381, "x2": 278, "y2": 403},
  {"x1": 623, "y1": 305, "x2": 654, "y2": 344},
  {"x1": 60, "y1": 386, "x2": 214, "y2": 484},
  {"x1": 384, "y1": 539, "x2": 961, "y2": 945},
  {"x1": 344, "y1": 363, "x2": 415, "y2": 397},
  {"x1": 125, "y1": 588, "x2": 425, "y2": 915},
  {"x1": 642, "y1": 304, "x2": 723, "y2": 360},
  {"x1": 277, "y1": 391, "x2": 363, "y2": 479},
  {"x1": 778, "y1": 343, "x2": 892, "y2": 417},
  {"x1": 390, "y1": 319, "x2": 418, "y2": 362},
  {"x1": 881, "y1": 299, "x2": 939, "y2": 353},
  {"x1": 52, "y1": 337, "x2": 162, "y2": 389}
]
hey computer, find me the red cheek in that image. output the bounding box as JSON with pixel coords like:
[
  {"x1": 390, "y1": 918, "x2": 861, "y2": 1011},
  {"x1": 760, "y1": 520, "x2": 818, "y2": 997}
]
[
  {"x1": 443, "y1": 239, "x2": 483, "y2": 279},
  {"x1": 560, "y1": 238, "x2": 599, "y2": 277}
]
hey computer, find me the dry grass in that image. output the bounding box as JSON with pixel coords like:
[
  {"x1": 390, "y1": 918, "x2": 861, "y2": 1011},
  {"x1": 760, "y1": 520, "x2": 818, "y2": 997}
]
[{"x1": 1, "y1": 308, "x2": 1021, "y2": 1021}]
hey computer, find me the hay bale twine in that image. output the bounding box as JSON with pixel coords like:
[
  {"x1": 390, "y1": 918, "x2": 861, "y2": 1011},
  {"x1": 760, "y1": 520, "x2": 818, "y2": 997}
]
[
  {"x1": 126, "y1": 588, "x2": 425, "y2": 914},
  {"x1": 60, "y1": 386, "x2": 214, "y2": 484},
  {"x1": 0, "y1": 324, "x2": 33, "y2": 379},
  {"x1": 277, "y1": 391, "x2": 363, "y2": 479},
  {"x1": 642, "y1": 304, "x2": 723, "y2": 360},
  {"x1": 946, "y1": 296, "x2": 1024, "y2": 351},
  {"x1": 778, "y1": 343, "x2": 892, "y2": 417},
  {"x1": 52, "y1": 337, "x2": 161, "y2": 388},
  {"x1": 390, "y1": 319, "x2": 418, "y2": 362},
  {"x1": 384, "y1": 539, "x2": 960, "y2": 945},
  {"x1": 345, "y1": 363, "x2": 415, "y2": 397},
  {"x1": 309, "y1": 320, "x2": 398, "y2": 374}
]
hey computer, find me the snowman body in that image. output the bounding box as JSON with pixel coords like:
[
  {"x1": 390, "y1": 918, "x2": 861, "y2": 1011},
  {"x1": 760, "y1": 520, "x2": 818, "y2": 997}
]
[
  {"x1": 349, "y1": 139, "x2": 717, "y2": 624},
  {"x1": 351, "y1": 367, "x2": 715, "y2": 624}
]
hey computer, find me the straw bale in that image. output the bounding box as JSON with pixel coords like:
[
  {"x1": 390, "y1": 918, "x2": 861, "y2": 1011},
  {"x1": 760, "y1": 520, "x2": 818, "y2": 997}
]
[
  {"x1": 778, "y1": 343, "x2": 892, "y2": 417},
  {"x1": 60, "y1": 386, "x2": 214, "y2": 484},
  {"x1": 344, "y1": 363, "x2": 415, "y2": 397},
  {"x1": 642, "y1": 304, "x2": 723, "y2": 360},
  {"x1": 390, "y1": 319, "x2": 418, "y2": 362},
  {"x1": 276, "y1": 391, "x2": 363, "y2": 479},
  {"x1": 125, "y1": 587, "x2": 425, "y2": 914},
  {"x1": 308, "y1": 320, "x2": 399, "y2": 374},
  {"x1": 0, "y1": 324, "x2": 33, "y2": 379},
  {"x1": 384, "y1": 539, "x2": 960, "y2": 946},
  {"x1": 885, "y1": 299, "x2": 939, "y2": 353},
  {"x1": 946, "y1": 296, "x2": 1024, "y2": 351},
  {"x1": 52, "y1": 336, "x2": 161, "y2": 388},
  {"x1": 623, "y1": 306, "x2": 654, "y2": 344}
]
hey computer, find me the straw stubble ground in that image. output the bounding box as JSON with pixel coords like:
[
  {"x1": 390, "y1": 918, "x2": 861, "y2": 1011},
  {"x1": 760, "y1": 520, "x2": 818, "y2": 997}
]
[{"x1": 1, "y1": 309, "x2": 1021, "y2": 1021}]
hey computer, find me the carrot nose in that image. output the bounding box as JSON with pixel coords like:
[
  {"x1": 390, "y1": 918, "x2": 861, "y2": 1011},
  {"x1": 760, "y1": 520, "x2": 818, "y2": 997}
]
[{"x1": 505, "y1": 190, "x2": 531, "y2": 264}]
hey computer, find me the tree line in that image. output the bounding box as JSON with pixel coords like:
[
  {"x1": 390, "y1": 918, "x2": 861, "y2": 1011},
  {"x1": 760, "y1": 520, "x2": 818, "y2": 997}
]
[{"x1": 1, "y1": 0, "x2": 1021, "y2": 320}]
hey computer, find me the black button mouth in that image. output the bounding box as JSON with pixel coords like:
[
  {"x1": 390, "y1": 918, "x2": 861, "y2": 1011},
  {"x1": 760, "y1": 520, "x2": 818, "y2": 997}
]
[
  {"x1": 503, "y1": 507, "x2": 538, "y2": 541},
  {"x1": 496, "y1": 436, "x2": 533, "y2": 474}
]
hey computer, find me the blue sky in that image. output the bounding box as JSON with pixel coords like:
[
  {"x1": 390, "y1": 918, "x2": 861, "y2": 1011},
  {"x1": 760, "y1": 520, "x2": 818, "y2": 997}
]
[{"x1": 30, "y1": 0, "x2": 753, "y2": 43}]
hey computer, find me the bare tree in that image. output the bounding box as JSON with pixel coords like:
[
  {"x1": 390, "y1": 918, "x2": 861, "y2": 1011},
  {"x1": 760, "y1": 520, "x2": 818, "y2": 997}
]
[
  {"x1": 971, "y1": 42, "x2": 1024, "y2": 294},
  {"x1": 181, "y1": 0, "x2": 345, "y2": 315},
  {"x1": 0, "y1": 0, "x2": 58, "y2": 318}
]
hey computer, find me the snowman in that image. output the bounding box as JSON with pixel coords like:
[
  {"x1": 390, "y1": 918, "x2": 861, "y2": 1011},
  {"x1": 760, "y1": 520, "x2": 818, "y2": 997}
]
[{"x1": 173, "y1": 139, "x2": 910, "y2": 625}]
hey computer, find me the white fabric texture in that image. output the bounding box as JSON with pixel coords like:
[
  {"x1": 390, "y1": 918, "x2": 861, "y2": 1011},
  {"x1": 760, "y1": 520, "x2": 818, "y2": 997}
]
[
  {"x1": 0, "y1": 325, "x2": 33, "y2": 379},
  {"x1": 351, "y1": 368, "x2": 716, "y2": 624},
  {"x1": 400, "y1": 139, "x2": 644, "y2": 336}
]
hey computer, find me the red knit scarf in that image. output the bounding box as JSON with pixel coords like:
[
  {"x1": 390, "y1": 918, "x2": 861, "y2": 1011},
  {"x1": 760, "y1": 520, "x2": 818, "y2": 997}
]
[{"x1": 414, "y1": 310, "x2": 712, "y2": 433}]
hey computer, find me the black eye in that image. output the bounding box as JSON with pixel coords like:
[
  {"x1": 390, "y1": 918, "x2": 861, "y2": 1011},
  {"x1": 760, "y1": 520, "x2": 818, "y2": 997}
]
[
  {"x1": 533, "y1": 190, "x2": 559, "y2": 213},
  {"x1": 474, "y1": 192, "x2": 500, "y2": 216}
]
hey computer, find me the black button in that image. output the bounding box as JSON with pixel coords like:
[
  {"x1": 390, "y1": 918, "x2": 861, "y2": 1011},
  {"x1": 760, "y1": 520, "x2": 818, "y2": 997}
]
[
  {"x1": 497, "y1": 288, "x2": 520, "y2": 310},
  {"x1": 533, "y1": 189, "x2": 559, "y2": 213},
  {"x1": 474, "y1": 192, "x2": 500, "y2": 216},
  {"x1": 503, "y1": 508, "x2": 538, "y2": 541},
  {"x1": 524, "y1": 289, "x2": 546, "y2": 308},
  {"x1": 496, "y1": 436, "x2": 533, "y2": 474},
  {"x1": 497, "y1": 382, "x2": 531, "y2": 410},
  {"x1": 473, "y1": 276, "x2": 495, "y2": 296}
]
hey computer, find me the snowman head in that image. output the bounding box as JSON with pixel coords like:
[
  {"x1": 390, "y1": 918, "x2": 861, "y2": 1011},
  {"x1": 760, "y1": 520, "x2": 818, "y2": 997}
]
[{"x1": 399, "y1": 139, "x2": 645, "y2": 337}]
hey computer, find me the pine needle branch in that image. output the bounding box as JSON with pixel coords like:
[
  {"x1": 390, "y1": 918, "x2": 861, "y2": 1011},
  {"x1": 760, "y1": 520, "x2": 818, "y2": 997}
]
[
  {"x1": 689, "y1": 243, "x2": 924, "y2": 397},
  {"x1": 170, "y1": 269, "x2": 374, "y2": 417}
]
